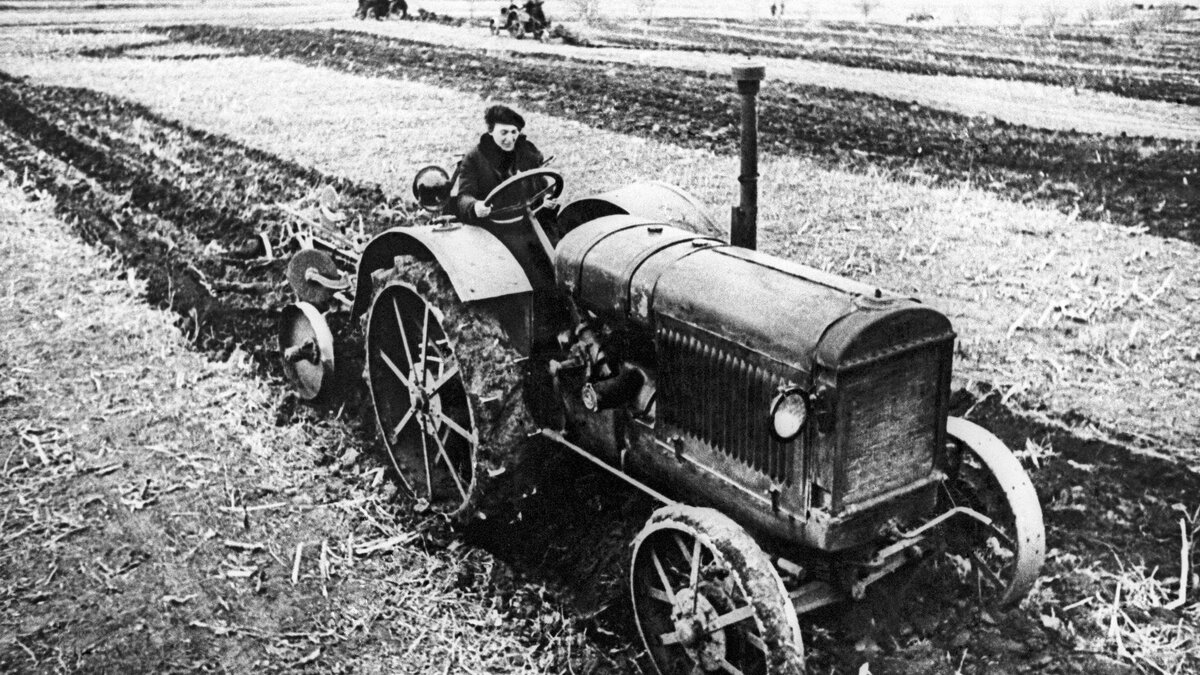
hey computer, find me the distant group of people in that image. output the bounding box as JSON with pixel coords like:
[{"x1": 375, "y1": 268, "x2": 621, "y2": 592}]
[{"x1": 769, "y1": 1, "x2": 785, "y2": 17}]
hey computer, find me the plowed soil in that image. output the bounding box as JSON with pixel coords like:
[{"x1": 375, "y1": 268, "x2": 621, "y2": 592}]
[
  {"x1": 585, "y1": 17, "x2": 1200, "y2": 106},
  {"x1": 1, "y1": 20, "x2": 1199, "y2": 675},
  {"x1": 146, "y1": 24, "x2": 1200, "y2": 247}
]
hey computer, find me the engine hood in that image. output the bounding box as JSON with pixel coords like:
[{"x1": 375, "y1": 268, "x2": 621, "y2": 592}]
[{"x1": 555, "y1": 216, "x2": 952, "y2": 374}]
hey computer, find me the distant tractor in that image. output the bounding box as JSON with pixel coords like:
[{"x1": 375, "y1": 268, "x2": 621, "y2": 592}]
[
  {"x1": 354, "y1": 0, "x2": 407, "y2": 20},
  {"x1": 278, "y1": 66, "x2": 1044, "y2": 674},
  {"x1": 491, "y1": 0, "x2": 550, "y2": 39}
]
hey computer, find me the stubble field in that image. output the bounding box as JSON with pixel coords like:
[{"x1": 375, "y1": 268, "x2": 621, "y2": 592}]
[{"x1": 1, "y1": 2, "x2": 1199, "y2": 673}]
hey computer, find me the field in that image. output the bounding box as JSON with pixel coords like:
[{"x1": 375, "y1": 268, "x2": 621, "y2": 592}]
[{"x1": 1, "y1": 1, "x2": 1199, "y2": 673}]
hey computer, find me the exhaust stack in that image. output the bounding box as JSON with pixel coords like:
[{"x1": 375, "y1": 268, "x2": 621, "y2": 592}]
[{"x1": 730, "y1": 63, "x2": 765, "y2": 250}]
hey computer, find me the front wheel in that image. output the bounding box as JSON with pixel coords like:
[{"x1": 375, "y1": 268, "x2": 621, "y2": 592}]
[
  {"x1": 939, "y1": 417, "x2": 1046, "y2": 607},
  {"x1": 631, "y1": 505, "x2": 805, "y2": 675}
]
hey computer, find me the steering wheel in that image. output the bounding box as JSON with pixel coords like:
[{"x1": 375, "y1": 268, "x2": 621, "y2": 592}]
[{"x1": 482, "y1": 167, "x2": 564, "y2": 225}]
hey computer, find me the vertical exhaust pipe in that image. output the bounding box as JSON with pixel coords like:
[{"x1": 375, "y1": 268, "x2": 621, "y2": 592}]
[{"x1": 731, "y1": 63, "x2": 765, "y2": 250}]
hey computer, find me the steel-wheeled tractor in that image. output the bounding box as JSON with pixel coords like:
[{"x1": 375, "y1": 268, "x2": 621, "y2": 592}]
[
  {"x1": 277, "y1": 66, "x2": 1045, "y2": 674},
  {"x1": 490, "y1": 0, "x2": 550, "y2": 40},
  {"x1": 354, "y1": 0, "x2": 406, "y2": 20}
]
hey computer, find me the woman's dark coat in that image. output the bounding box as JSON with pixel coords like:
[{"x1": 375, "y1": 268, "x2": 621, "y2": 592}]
[{"x1": 452, "y1": 132, "x2": 544, "y2": 226}]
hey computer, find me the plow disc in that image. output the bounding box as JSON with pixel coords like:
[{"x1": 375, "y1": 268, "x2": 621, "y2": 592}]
[{"x1": 278, "y1": 302, "x2": 336, "y2": 401}]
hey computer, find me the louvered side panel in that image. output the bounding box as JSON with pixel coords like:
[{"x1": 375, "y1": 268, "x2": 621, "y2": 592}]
[{"x1": 656, "y1": 319, "x2": 801, "y2": 484}]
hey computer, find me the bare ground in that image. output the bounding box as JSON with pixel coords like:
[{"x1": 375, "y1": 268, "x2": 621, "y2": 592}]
[
  {"x1": 0, "y1": 181, "x2": 615, "y2": 673},
  {"x1": 2, "y1": 13, "x2": 1200, "y2": 675},
  {"x1": 3, "y1": 34, "x2": 1195, "y2": 457},
  {"x1": 334, "y1": 19, "x2": 1200, "y2": 142}
]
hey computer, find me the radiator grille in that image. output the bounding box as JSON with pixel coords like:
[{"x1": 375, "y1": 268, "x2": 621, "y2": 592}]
[
  {"x1": 839, "y1": 344, "x2": 941, "y2": 504},
  {"x1": 658, "y1": 322, "x2": 795, "y2": 483}
]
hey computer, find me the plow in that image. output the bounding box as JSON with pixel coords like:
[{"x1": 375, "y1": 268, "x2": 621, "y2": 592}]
[{"x1": 275, "y1": 66, "x2": 1045, "y2": 674}]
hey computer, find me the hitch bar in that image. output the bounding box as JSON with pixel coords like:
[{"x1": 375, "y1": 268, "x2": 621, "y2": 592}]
[
  {"x1": 536, "y1": 428, "x2": 676, "y2": 506},
  {"x1": 849, "y1": 506, "x2": 1005, "y2": 599}
]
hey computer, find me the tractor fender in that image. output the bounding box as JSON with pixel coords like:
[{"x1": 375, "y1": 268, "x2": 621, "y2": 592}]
[{"x1": 351, "y1": 225, "x2": 533, "y2": 318}]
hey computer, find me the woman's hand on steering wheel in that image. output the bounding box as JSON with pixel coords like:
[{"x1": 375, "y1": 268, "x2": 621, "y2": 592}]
[{"x1": 482, "y1": 168, "x2": 564, "y2": 225}]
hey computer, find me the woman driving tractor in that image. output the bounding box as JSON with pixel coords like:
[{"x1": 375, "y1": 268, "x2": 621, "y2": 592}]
[{"x1": 451, "y1": 105, "x2": 549, "y2": 225}]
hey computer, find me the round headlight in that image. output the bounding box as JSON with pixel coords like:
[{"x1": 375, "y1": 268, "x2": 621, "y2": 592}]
[{"x1": 770, "y1": 389, "x2": 808, "y2": 442}]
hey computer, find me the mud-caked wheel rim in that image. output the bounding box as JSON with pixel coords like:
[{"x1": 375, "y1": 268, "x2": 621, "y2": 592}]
[
  {"x1": 631, "y1": 505, "x2": 804, "y2": 675},
  {"x1": 367, "y1": 282, "x2": 476, "y2": 515},
  {"x1": 938, "y1": 417, "x2": 1045, "y2": 607}
]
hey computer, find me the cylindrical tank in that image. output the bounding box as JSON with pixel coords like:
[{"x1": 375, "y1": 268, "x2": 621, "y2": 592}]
[
  {"x1": 556, "y1": 182, "x2": 720, "y2": 238},
  {"x1": 554, "y1": 215, "x2": 951, "y2": 372}
]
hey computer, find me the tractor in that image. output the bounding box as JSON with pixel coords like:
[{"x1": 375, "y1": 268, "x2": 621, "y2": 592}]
[
  {"x1": 354, "y1": 0, "x2": 407, "y2": 20},
  {"x1": 490, "y1": 0, "x2": 550, "y2": 40},
  {"x1": 276, "y1": 65, "x2": 1045, "y2": 674}
]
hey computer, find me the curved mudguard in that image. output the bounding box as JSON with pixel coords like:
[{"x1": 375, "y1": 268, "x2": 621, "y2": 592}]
[{"x1": 351, "y1": 225, "x2": 533, "y2": 318}]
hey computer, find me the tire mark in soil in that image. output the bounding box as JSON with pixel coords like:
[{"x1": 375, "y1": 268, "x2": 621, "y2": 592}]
[{"x1": 147, "y1": 24, "x2": 1200, "y2": 247}]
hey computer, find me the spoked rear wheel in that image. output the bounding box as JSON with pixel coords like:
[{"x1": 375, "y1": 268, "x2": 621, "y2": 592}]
[
  {"x1": 364, "y1": 257, "x2": 535, "y2": 520},
  {"x1": 367, "y1": 282, "x2": 476, "y2": 514},
  {"x1": 939, "y1": 417, "x2": 1046, "y2": 607},
  {"x1": 631, "y1": 505, "x2": 805, "y2": 675}
]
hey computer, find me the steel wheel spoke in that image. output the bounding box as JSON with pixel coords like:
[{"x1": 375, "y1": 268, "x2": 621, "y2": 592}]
[
  {"x1": 986, "y1": 524, "x2": 1017, "y2": 549},
  {"x1": 674, "y1": 534, "x2": 693, "y2": 566},
  {"x1": 658, "y1": 629, "x2": 682, "y2": 646},
  {"x1": 418, "y1": 302, "x2": 431, "y2": 384},
  {"x1": 745, "y1": 630, "x2": 768, "y2": 655},
  {"x1": 647, "y1": 586, "x2": 672, "y2": 604},
  {"x1": 388, "y1": 405, "x2": 417, "y2": 445},
  {"x1": 972, "y1": 551, "x2": 1007, "y2": 590},
  {"x1": 379, "y1": 350, "x2": 415, "y2": 391},
  {"x1": 689, "y1": 537, "x2": 702, "y2": 590},
  {"x1": 420, "y1": 419, "x2": 433, "y2": 499},
  {"x1": 651, "y1": 550, "x2": 676, "y2": 604},
  {"x1": 719, "y1": 658, "x2": 745, "y2": 675},
  {"x1": 435, "y1": 411, "x2": 477, "y2": 445},
  {"x1": 705, "y1": 604, "x2": 755, "y2": 633},
  {"x1": 391, "y1": 297, "x2": 415, "y2": 372},
  {"x1": 428, "y1": 365, "x2": 460, "y2": 397},
  {"x1": 430, "y1": 422, "x2": 469, "y2": 502}
]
